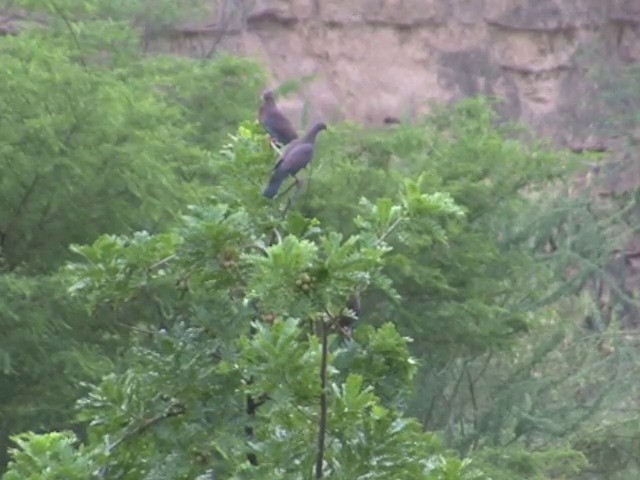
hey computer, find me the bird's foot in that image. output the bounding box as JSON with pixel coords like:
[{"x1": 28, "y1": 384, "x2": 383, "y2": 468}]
[
  {"x1": 270, "y1": 139, "x2": 284, "y2": 155},
  {"x1": 337, "y1": 325, "x2": 354, "y2": 341}
]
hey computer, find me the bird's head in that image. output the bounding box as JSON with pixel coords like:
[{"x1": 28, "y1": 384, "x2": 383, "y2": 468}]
[
  {"x1": 303, "y1": 122, "x2": 328, "y2": 142},
  {"x1": 261, "y1": 90, "x2": 275, "y2": 102}
]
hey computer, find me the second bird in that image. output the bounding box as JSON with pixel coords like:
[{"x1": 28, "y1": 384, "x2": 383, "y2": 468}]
[
  {"x1": 259, "y1": 90, "x2": 298, "y2": 146},
  {"x1": 262, "y1": 122, "x2": 327, "y2": 199}
]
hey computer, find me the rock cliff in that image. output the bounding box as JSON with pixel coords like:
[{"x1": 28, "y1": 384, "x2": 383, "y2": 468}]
[{"x1": 144, "y1": 0, "x2": 640, "y2": 146}]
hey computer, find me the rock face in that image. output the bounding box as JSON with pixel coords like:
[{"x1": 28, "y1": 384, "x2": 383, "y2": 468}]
[{"x1": 146, "y1": 0, "x2": 640, "y2": 145}]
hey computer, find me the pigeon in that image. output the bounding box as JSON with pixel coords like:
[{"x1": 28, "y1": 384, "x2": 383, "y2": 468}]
[
  {"x1": 262, "y1": 122, "x2": 327, "y2": 199},
  {"x1": 258, "y1": 90, "x2": 298, "y2": 146}
]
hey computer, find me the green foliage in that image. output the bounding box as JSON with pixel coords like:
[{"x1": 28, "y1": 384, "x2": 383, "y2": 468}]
[
  {"x1": 3, "y1": 432, "x2": 93, "y2": 480},
  {"x1": 0, "y1": 0, "x2": 265, "y2": 273},
  {"x1": 0, "y1": 274, "x2": 109, "y2": 470},
  {"x1": 0, "y1": 29, "x2": 267, "y2": 272},
  {"x1": 5, "y1": 1, "x2": 633, "y2": 477},
  {"x1": 509, "y1": 49, "x2": 640, "y2": 475},
  {"x1": 473, "y1": 445, "x2": 587, "y2": 480},
  {"x1": 282, "y1": 99, "x2": 606, "y2": 478},
  {"x1": 574, "y1": 43, "x2": 640, "y2": 138},
  {"x1": 14, "y1": 0, "x2": 207, "y2": 40},
  {"x1": 304, "y1": 98, "x2": 570, "y2": 360},
  {"x1": 0, "y1": 32, "x2": 195, "y2": 270},
  {"x1": 0, "y1": 0, "x2": 265, "y2": 470},
  {"x1": 1, "y1": 124, "x2": 483, "y2": 479},
  {"x1": 163, "y1": 56, "x2": 268, "y2": 150},
  {"x1": 338, "y1": 323, "x2": 418, "y2": 405},
  {"x1": 1, "y1": 82, "x2": 585, "y2": 478}
]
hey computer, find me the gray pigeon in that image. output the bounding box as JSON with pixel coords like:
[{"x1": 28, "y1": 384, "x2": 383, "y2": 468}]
[
  {"x1": 262, "y1": 122, "x2": 327, "y2": 199},
  {"x1": 259, "y1": 90, "x2": 298, "y2": 146}
]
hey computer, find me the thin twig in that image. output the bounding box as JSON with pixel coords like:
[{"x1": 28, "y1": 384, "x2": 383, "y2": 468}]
[
  {"x1": 421, "y1": 393, "x2": 438, "y2": 431},
  {"x1": 246, "y1": 243, "x2": 269, "y2": 257},
  {"x1": 245, "y1": 392, "x2": 260, "y2": 466},
  {"x1": 305, "y1": 159, "x2": 315, "y2": 201},
  {"x1": 465, "y1": 365, "x2": 478, "y2": 432},
  {"x1": 48, "y1": 0, "x2": 86, "y2": 67},
  {"x1": 114, "y1": 321, "x2": 156, "y2": 336},
  {"x1": 376, "y1": 216, "x2": 404, "y2": 246},
  {"x1": 148, "y1": 255, "x2": 176, "y2": 272},
  {"x1": 203, "y1": 0, "x2": 229, "y2": 59},
  {"x1": 279, "y1": 178, "x2": 304, "y2": 219},
  {"x1": 443, "y1": 360, "x2": 467, "y2": 442},
  {"x1": 107, "y1": 403, "x2": 185, "y2": 453},
  {"x1": 4, "y1": 175, "x2": 41, "y2": 239},
  {"x1": 472, "y1": 351, "x2": 493, "y2": 384},
  {"x1": 277, "y1": 176, "x2": 300, "y2": 199}
]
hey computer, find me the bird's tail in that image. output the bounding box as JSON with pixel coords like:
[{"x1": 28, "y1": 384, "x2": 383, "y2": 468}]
[{"x1": 263, "y1": 175, "x2": 285, "y2": 199}]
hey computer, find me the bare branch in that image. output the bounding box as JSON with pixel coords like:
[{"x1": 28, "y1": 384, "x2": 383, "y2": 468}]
[
  {"x1": 148, "y1": 255, "x2": 176, "y2": 272},
  {"x1": 376, "y1": 216, "x2": 404, "y2": 246},
  {"x1": 4, "y1": 175, "x2": 41, "y2": 246},
  {"x1": 465, "y1": 364, "x2": 478, "y2": 432},
  {"x1": 203, "y1": 0, "x2": 230, "y2": 59},
  {"x1": 106, "y1": 403, "x2": 186, "y2": 454},
  {"x1": 47, "y1": 0, "x2": 86, "y2": 67}
]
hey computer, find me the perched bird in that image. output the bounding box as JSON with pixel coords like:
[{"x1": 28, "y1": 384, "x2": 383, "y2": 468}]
[
  {"x1": 258, "y1": 90, "x2": 298, "y2": 146},
  {"x1": 262, "y1": 122, "x2": 327, "y2": 199}
]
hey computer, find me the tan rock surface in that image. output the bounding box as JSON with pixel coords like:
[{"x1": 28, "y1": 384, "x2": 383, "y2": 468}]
[{"x1": 137, "y1": 0, "x2": 640, "y2": 146}]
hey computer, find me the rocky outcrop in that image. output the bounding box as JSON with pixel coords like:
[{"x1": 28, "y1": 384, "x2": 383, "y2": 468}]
[
  {"x1": 3, "y1": 1, "x2": 639, "y2": 143},
  {"x1": 139, "y1": 0, "x2": 640, "y2": 147}
]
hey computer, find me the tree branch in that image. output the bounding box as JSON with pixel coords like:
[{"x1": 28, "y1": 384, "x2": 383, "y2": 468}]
[
  {"x1": 246, "y1": 243, "x2": 269, "y2": 257},
  {"x1": 443, "y1": 360, "x2": 467, "y2": 443},
  {"x1": 47, "y1": 0, "x2": 86, "y2": 67},
  {"x1": 4, "y1": 175, "x2": 41, "y2": 246},
  {"x1": 203, "y1": 0, "x2": 230, "y2": 59},
  {"x1": 245, "y1": 391, "x2": 261, "y2": 466},
  {"x1": 376, "y1": 216, "x2": 404, "y2": 246},
  {"x1": 465, "y1": 364, "x2": 478, "y2": 432},
  {"x1": 315, "y1": 317, "x2": 329, "y2": 478},
  {"x1": 107, "y1": 403, "x2": 185, "y2": 453},
  {"x1": 148, "y1": 255, "x2": 176, "y2": 272},
  {"x1": 279, "y1": 178, "x2": 304, "y2": 219}
]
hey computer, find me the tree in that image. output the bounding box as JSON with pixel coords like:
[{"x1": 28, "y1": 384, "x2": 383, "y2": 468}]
[
  {"x1": 4, "y1": 123, "x2": 484, "y2": 479},
  {"x1": 0, "y1": 0, "x2": 265, "y2": 468},
  {"x1": 297, "y1": 100, "x2": 595, "y2": 478}
]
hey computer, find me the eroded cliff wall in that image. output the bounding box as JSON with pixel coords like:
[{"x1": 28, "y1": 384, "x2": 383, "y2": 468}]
[{"x1": 146, "y1": 0, "x2": 640, "y2": 146}]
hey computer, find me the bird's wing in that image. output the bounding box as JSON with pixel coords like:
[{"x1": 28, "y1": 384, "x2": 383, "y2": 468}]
[
  {"x1": 264, "y1": 110, "x2": 298, "y2": 142},
  {"x1": 281, "y1": 143, "x2": 314, "y2": 175},
  {"x1": 270, "y1": 138, "x2": 299, "y2": 171}
]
